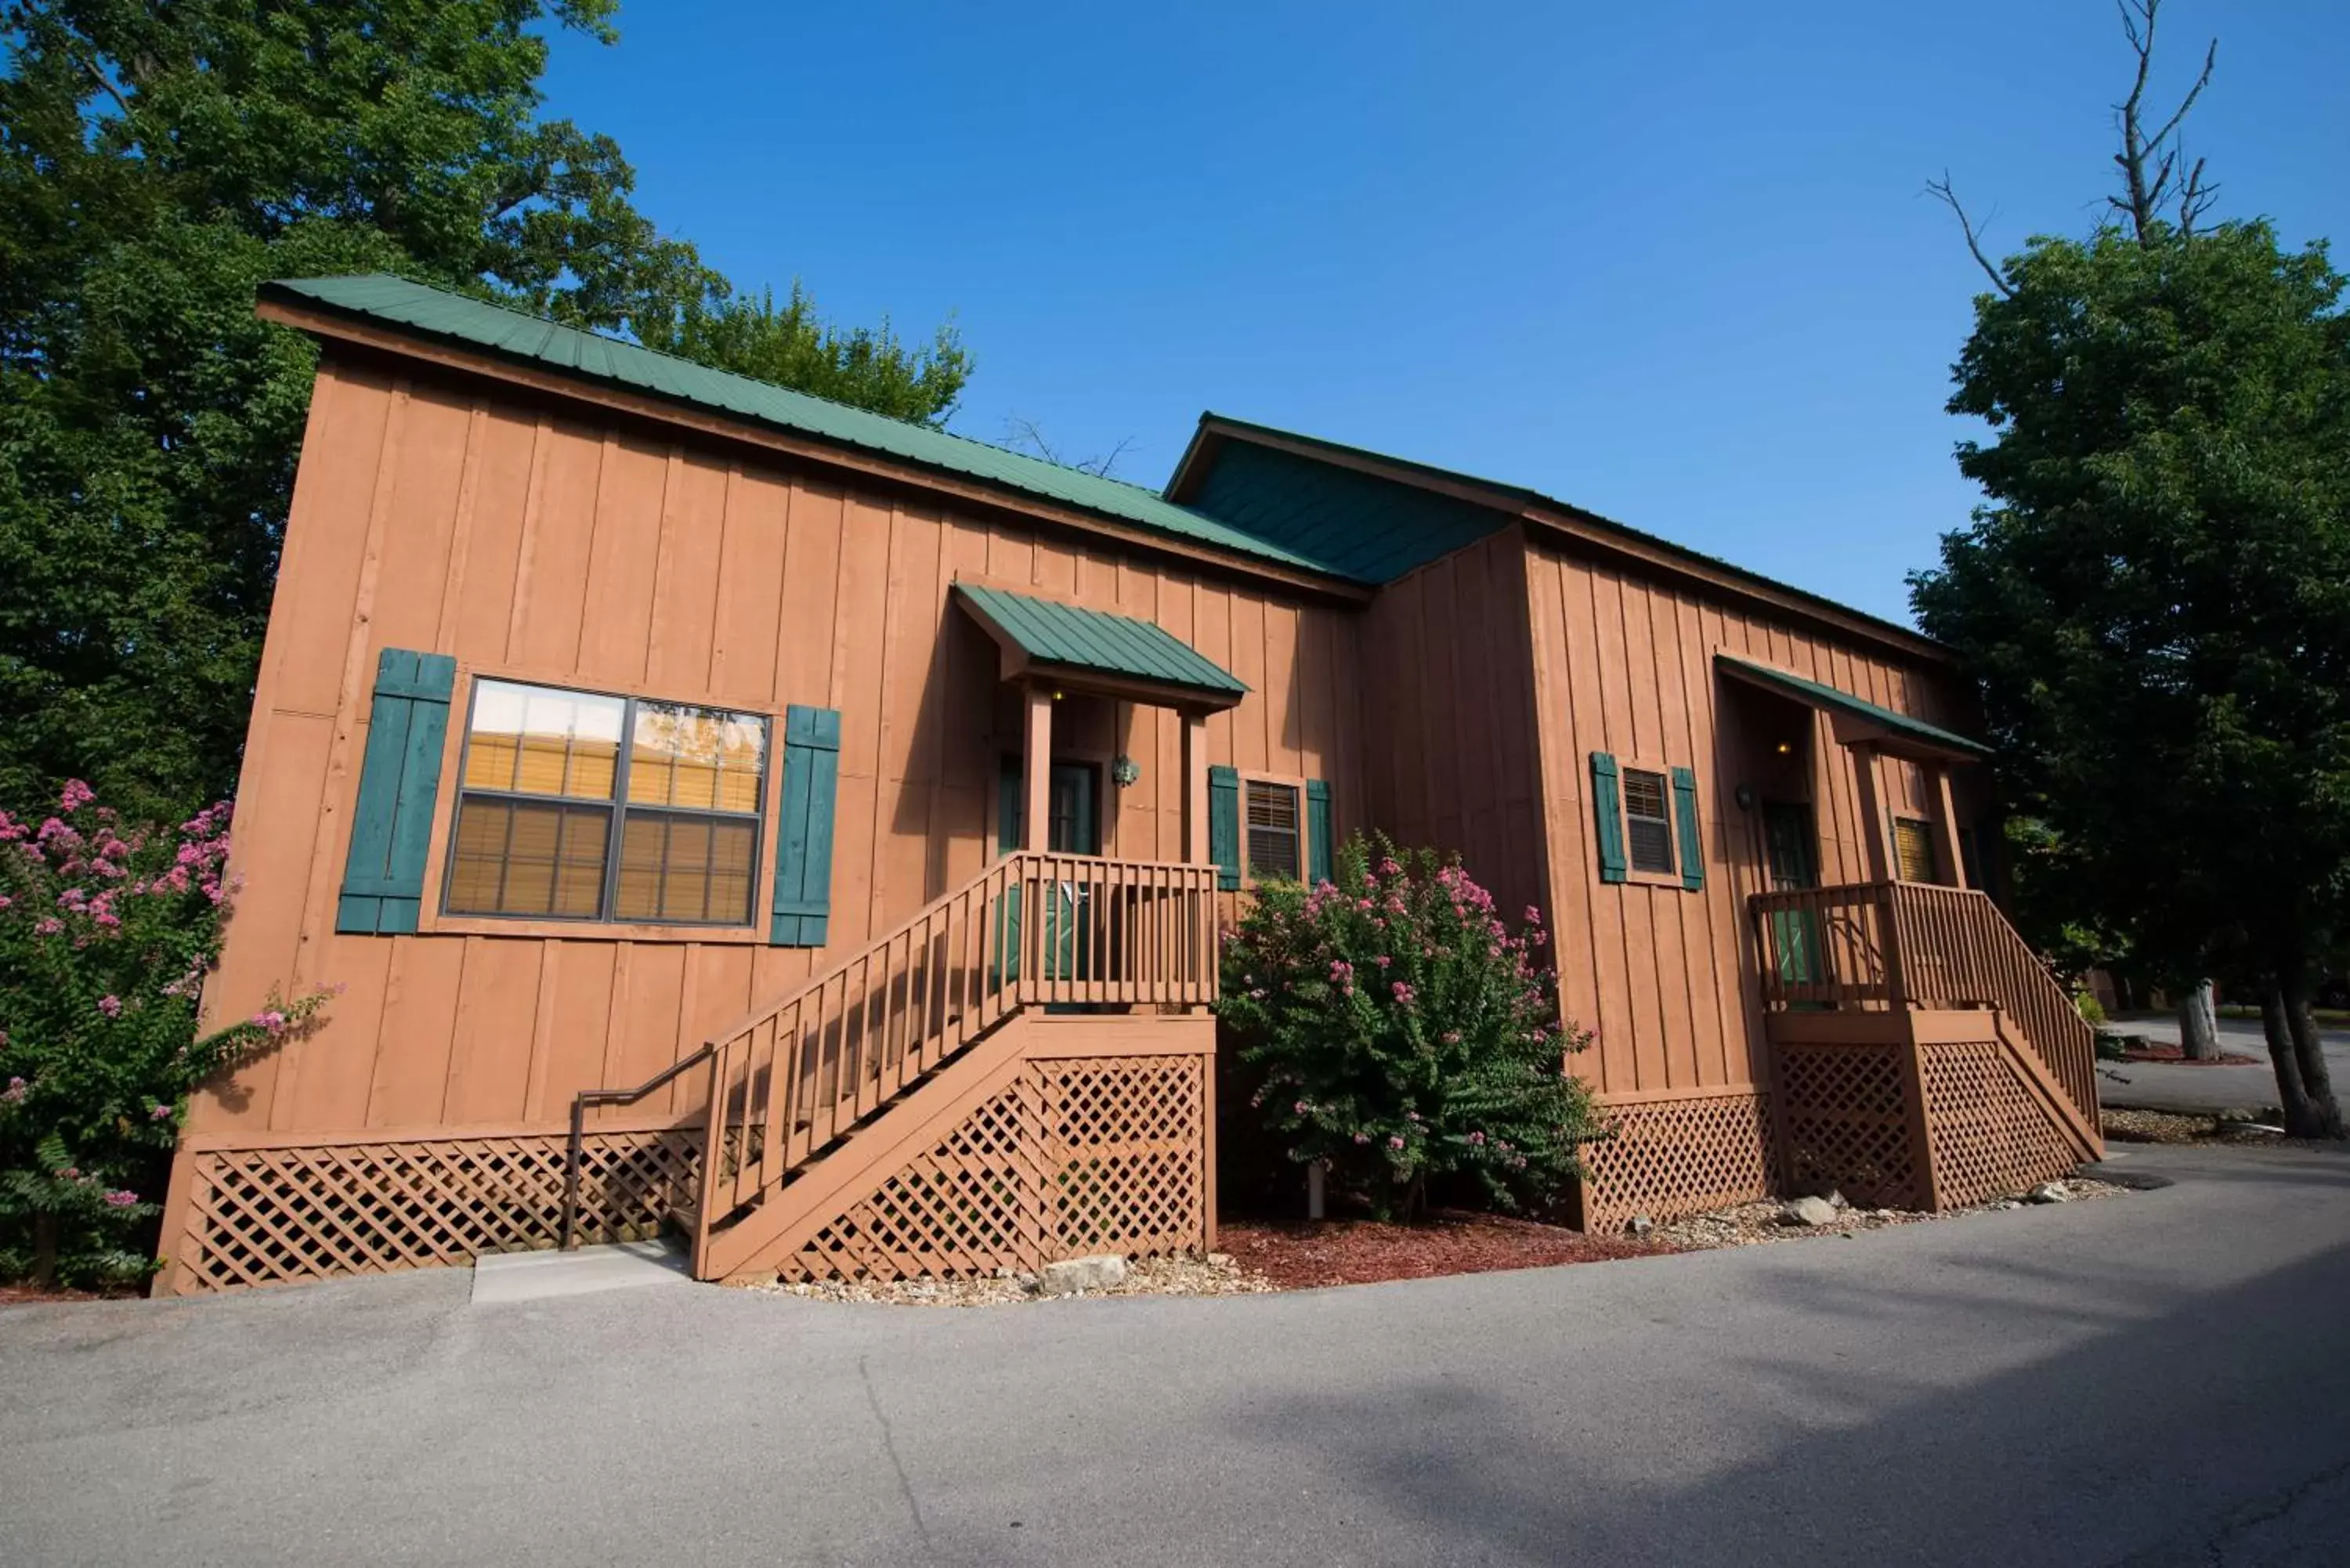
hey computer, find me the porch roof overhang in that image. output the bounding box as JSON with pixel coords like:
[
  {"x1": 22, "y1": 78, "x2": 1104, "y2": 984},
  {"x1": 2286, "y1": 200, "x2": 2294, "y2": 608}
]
[
  {"x1": 1716, "y1": 653, "x2": 1991, "y2": 764},
  {"x1": 953, "y1": 582, "x2": 1249, "y2": 713}
]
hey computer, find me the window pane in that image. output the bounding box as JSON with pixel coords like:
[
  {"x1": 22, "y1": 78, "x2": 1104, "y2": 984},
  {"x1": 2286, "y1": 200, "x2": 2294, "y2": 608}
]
[
  {"x1": 1895, "y1": 818, "x2": 1937, "y2": 883},
  {"x1": 615, "y1": 811, "x2": 758, "y2": 924},
  {"x1": 462, "y1": 680, "x2": 624, "y2": 801},
  {"x1": 1623, "y1": 768, "x2": 1676, "y2": 875},
  {"x1": 444, "y1": 798, "x2": 611, "y2": 918},
  {"x1": 1246, "y1": 781, "x2": 1301, "y2": 881},
  {"x1": 627, "y1": 703, "x2": 768, "y2": 815}
]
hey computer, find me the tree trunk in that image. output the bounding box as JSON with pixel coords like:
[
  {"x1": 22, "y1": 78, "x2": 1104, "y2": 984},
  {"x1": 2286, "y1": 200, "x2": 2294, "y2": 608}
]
[
  {"x1": 31, "y1": 1212, "x2": 59, "y2": 1289},
  {"x1": 2283, "y1": 982, "x2": 2347, "y2": 1139},
  {"x1": 2178, "y1": 979, "x2": 2222, "y2": 1060},
  {"x1": 2259, "y1": 986, "x2": 2315, "y2": 1130}
]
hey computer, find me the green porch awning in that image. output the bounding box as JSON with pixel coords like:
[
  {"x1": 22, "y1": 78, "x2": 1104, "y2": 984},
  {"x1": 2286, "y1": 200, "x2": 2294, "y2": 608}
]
[
  {"x1": 953, "y1": 583, "x2": 1249, "y2": 710},
  {"x1": 1716, "y1": 653, "x2": 1990, "y2": 763}
]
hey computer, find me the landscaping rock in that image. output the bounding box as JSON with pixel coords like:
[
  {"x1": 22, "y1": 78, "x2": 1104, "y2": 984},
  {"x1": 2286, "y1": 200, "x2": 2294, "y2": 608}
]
[
  {"x1": 1627, "y1": 1215, "x2": 1655, "y2": 1237},
  {"x1": 1781, "y1": 1195, "x2": 1839, "y2": 1227},
  {"x1": 1825, "y1": 1190, "x2": 1849, "y2": 1210},
  {"x1": 2026, "y1": 1183, "x2": 2070, "y2": 1205},
  {"x1": 1039, "y1": 1254, "x2": 1128, "y2": 1295}
]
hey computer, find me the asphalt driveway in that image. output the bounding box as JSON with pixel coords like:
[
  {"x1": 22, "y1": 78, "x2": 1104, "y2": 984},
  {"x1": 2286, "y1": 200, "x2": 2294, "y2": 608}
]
[
  {"x1": 6, "y1": 1143, "x2": 2349, "y2": 1568},
  {"x1": 2100, "y1": 1010, "x2": 2350, "y2": 1115}
]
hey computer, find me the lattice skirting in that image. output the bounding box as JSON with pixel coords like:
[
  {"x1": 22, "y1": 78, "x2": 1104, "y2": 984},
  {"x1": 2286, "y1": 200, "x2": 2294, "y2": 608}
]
[
  {"x1": 1776, "y1": 1042, "x2": 1924, "y2": 1209},
  {"x1": 1918, "y1": 1040, "x2": 2081, "y2": 1207},
  {"x1": 163, "y1": 1128, "x2": 702, "y2": 1295},
  {"x1": 785, "y1": 1053, "x2": 1207, "y2": 1282},
  {"x1": 1578, "y1": 1089, "x2": 1778, "y2": 1230}
]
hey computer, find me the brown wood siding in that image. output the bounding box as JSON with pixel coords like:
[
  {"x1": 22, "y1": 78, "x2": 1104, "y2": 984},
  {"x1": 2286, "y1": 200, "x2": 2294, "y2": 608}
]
[
  {"x1": 191, "y1": 360, "x2": 1362, "y2": 1142},
  {"x1": 1519, "y1": 535, "x2": 1975, "y2": 1101},
  {"x1": 1355, "y1": 532, "x2": 1549, "y2": 929}
]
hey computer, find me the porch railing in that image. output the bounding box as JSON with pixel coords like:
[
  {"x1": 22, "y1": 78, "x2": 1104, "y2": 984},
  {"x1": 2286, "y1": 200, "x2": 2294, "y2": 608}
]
[
  {"x1": 693, "y1": 852, "x2": 1220, "y2": 1238},
  {"x1": 1750, "y1": 880, "x2": 2100, "y2": 1125}
]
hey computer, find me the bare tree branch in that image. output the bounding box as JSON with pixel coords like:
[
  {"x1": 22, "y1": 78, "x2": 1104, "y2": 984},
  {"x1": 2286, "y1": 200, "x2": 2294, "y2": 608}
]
[
  {"x1": 1925, "y1": 172, "x2": 2016, "y2": 298},
  {"x1": 2176, "y1": 152, "x2": 2218, "y2": 236},
  {"x1": 2108, "y1": 0, "x2": 2218, "y2": 244},
  {"x1": 1002, "y1": 414, "x2": 1132, "y2": 479}
]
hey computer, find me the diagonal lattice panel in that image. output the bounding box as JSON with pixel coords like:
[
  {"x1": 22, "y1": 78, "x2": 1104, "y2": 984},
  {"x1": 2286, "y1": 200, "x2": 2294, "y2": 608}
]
[
  {"x1": 1776, "y1": 1043, "x2": 1922, "y2": 1209},
  {"x1": 171, "y1": 1129, "x2": 703, "y2": 1295},
  {"x1": 1918, "y1": 1039, "x2": 2080, "y2": 1207},
  {"x1": 1579, "y1": 1090, "x2": 1778, "y2": 1230}
]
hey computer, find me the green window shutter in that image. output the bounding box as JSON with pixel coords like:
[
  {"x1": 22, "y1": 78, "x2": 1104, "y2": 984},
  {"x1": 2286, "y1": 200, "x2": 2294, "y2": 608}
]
[
  {"x1": 1208, "y1": 765, "x2": 1241, "y2": 891},
  {"x1": 770, "y1": 704, "x2": 842, "y2": 946},
  {"x1": 1670, "y1": 766, "x2": 1705, "y2": 892},
  {"x1": 337, "y1": 648, "x2": 457, "y2": 935},
  {"x1": 1305, "y1": 779, "x2": 1333, "y2": 887},
  {"x1": 1589, "y1": 752, "x2": 1627, "y2": 885}
]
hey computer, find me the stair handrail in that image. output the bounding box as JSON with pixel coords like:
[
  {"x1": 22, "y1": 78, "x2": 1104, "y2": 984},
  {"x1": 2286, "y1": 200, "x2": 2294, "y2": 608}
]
[
  {"x1": 558, "y1": 1042, "x2": 716, "y2": 1251},
  {"x1": 692, "y1": 851, "x2": 1221, "y2": 1248}
]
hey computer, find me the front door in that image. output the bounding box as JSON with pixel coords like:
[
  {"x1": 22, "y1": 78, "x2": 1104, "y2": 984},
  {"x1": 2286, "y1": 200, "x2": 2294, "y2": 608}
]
[
  {"x1": 1043, "y1": 762, "x2": 1100, "y2": 982},
  {"x1": 1762, "y1": 801, "x2": 1823, "y2": 991}
]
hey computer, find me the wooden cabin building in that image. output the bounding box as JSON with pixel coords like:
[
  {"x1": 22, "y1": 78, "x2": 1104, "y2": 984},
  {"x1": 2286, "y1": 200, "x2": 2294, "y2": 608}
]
[{"x1": 156, "y1": 276, "x2": 2100, "y2": 1294}]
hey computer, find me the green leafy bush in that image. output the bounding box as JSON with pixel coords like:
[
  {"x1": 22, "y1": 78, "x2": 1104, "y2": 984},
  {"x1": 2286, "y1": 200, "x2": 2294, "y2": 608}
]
[
  {"x1": 0, "y1": 783, "x2": 327, "y2": 1287},
  {"x1": 1216, "y1": 834, "x2": 1600, "y2": 1220}
]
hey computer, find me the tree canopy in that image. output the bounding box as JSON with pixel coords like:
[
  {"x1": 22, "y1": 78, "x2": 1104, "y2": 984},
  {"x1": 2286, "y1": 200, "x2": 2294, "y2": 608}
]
[
  {"x1": 1913, "y1": 2, "x2": 2350, "y2": 1134},
  {"x1": 0, "y1": 0, "x2": 970, "y2": 815}
]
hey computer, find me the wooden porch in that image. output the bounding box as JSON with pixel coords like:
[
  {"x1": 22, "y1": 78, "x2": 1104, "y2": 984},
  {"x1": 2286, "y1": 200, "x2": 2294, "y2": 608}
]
[{"x1": 1750, "y1": 880, "x2": 2103, "y2": 1211}]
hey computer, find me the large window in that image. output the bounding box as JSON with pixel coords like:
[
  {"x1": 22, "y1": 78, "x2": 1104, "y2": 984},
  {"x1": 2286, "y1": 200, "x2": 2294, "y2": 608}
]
[
  {"x1": 1245, "y1": 778, "x2": 1302, "y2": 883},
  {"x1": 1621, "y1": 768, "x2": 1676, "y2": 876},
  {"x1": 445, "y1": 678, "x2": 768, "y2": 926}
]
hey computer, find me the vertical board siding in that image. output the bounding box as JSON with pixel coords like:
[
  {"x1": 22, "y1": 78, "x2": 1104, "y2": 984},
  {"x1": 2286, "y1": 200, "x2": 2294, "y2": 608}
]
[
  {"x1": 1518, "y1": 537, "x2": 1973, "y2": 1100},
  {"x1": 190, "y1": 360, "x2": 1364, "y2": 1144}
]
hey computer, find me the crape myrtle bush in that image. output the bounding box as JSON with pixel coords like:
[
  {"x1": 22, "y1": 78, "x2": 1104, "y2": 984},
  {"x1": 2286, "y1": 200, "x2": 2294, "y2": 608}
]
[
  {"x1": 0, "y1": 783, "x2": 327, "y2": 1287},
  {"x1": 1216, "y1": 833, "x2": 1600, "y2": 1219}
]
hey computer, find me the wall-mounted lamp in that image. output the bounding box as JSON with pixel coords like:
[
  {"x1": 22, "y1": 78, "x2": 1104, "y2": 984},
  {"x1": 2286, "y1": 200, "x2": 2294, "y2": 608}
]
[
  {"x1": 1112, "y1": 754, "x2": 1141, "y2": 789},
  {"x1": 1774, "y1": 741, "x2": 1793, "y2": 756},
  {"x1": 1734, "y1": 783, "x2": 1758, "y2": 812}
]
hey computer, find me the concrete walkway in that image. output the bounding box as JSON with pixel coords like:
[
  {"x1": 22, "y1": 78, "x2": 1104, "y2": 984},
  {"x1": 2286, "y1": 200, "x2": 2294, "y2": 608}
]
[
  {"x1": 2100, "y1": 1010, "x2": 2350, "y2": 1115},
  {"x1": 6, "y1": 1143, "x2": 2349, "y2": 1567}
]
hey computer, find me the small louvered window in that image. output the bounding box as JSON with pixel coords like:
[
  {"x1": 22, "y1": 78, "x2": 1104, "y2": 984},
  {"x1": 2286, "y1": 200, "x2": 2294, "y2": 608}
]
[
  {"x1": 1622, "y1": 768, "x2": 1676, "y2": 876},
  {"x1": 1246, "y1": 779, "x2": 1302, "y2": 883},
  {"x1": 1894, "y1": 818, "x2": 1938, "y2": 884}
]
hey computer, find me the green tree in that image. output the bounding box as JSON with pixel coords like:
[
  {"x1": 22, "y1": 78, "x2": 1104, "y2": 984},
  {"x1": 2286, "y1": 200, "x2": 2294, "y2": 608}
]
[
  {"x1": 0, "y1": 1, "x2": 969, "y2": 817},
  {"x1": 1914, "y1": 2, "x2": 2350, "y2": 1136}
]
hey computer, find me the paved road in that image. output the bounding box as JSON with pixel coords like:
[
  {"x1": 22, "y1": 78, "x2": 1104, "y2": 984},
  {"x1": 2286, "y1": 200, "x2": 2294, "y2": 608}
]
[
  {"x1": 2100, "y1": 1011, "x2": 2350, "y2": 1115},
  {"x1": 7, "y1": 1143, "x2": 2350, "y2": 1568}
]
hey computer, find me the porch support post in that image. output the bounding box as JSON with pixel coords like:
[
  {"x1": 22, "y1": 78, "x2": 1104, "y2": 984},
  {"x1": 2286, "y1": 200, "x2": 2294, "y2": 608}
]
[
  {"x1": 1022, "y1": 681, "x2": 1053, "y2": 852},
  {"x1": 1928, "y1": 764, "x2": 1967, "y2": 888},
  {"x1": 1850, "y1": 742, "x2": 1893, "y2": 883},
  {"x1": 1182, "y1": 710, "x2": 1209, "y2": 864}
]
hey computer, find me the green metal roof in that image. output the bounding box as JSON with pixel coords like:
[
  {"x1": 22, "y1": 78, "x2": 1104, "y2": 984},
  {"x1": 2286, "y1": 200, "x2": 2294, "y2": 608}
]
[
  {"x1": 260, "y1": 274, "x2": 1358, "y2": 583},
  {"x1": 1715, "y1": 654, "x2": 1989, "y2": 758},
  {"x1": 953, "y1": 583, "x2": 1246, "y2": 700},
  {"x1": 1172, "y1": 414, "x2": 1943, "y2": 654},
  {"x1": 1182, "y1": 435, "x2": 1510, "y2": 581}
]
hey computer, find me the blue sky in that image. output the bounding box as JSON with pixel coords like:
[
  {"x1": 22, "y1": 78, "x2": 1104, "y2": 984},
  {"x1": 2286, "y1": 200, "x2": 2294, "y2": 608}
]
[{"x1": 542, "y1": 1, "x2": 2348, "y2": 623}]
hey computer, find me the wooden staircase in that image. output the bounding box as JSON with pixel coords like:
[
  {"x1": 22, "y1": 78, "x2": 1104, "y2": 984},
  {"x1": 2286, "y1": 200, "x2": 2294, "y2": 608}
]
[
  {"x1": 1752, "y1": 880, "x2": 2102, "y2": 1149},
  {"x1": 663, "y1": 853, "x2": 1220, "y2": 1281}
]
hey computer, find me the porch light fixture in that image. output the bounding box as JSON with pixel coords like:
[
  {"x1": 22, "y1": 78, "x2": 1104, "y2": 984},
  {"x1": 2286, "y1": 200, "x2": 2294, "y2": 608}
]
[
  {"x1": 1775, "y1": 741, "x2": 1792, "y2": 754},
  {"x1": 1112, "y1": 754, "x2": 1141, "y2": 789}
]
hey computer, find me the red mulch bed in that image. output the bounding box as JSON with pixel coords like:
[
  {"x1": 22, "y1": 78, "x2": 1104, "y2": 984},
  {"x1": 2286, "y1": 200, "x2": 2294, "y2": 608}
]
[
  {"x1": 0, "y1": 1282, "x2": 141, "y2": 1308},
  {"x1": 2117, "y1": 1043, "x2": 2261, "y2": 1065},
  {"x1": 1219, "y1": 1209, "x2": 1672, "y2": 1289}
]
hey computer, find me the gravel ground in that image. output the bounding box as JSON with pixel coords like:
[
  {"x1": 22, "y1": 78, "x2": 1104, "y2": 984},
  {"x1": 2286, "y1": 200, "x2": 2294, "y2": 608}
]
[
  {"x1": 1658, "y1": 1176, "x2": 2128, "y2": 1249},
  {"x1": 748, "y1": 1251, "x2": 1274, "y2": 1306},
  {"x1": 2102, "y1": 1104, "x2": 2345, "y2": 1150}
]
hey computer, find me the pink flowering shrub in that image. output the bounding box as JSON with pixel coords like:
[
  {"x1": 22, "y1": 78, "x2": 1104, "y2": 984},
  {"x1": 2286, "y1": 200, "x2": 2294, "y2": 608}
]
[
  {"x1": 1216, "y1": 833, "x2": 1600, "y2": 1220},
  {"x1": 0, "y1": 783, "x2": 330, "y2": 1286}
]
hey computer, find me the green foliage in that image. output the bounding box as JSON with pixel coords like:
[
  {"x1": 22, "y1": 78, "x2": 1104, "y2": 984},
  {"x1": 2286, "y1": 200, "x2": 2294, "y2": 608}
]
[
  {"x1": 1215, "y1": 835, "x2": 1601, "y2": 1220},
  {"x1": 1911, "y1": 221, "x2": 2350, "y2": 998},
  {"x1": 0, "y1": 1, "x2": 971, "y2": 816},
  {"x1": 0, "y1": 782, "x2": 327, "y2": 1285}
]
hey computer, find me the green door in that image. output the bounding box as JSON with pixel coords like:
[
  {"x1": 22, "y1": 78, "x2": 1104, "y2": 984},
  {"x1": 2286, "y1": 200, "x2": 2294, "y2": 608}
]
[
  {"x1": 1762, "y1": 801, "x2": 1823, "y2": 992},
  {"x1": 1043, "y1": 762, "x2": 1100, "y2": 983}
]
